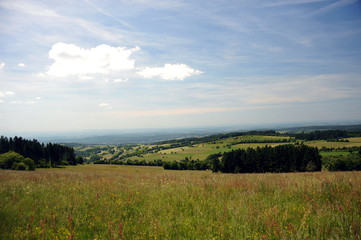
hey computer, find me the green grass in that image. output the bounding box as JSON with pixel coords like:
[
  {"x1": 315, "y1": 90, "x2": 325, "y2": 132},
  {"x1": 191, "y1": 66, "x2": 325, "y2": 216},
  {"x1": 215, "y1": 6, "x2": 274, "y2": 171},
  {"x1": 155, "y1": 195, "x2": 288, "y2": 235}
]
[
  {"x1": 131, "y1": 136, "x2": 292, "y2": 162},
  {"x1": 1, "y1": 165, "x2": 360, "y2": 239},
  {"x1": 305, "y1": 137, "x2": 361, "y2": 148}
]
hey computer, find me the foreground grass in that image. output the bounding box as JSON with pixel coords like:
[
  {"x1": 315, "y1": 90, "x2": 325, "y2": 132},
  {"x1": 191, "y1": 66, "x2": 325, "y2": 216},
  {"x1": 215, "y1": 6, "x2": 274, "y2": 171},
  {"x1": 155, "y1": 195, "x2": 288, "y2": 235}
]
[{"x1": 1, "y1": 165, "x2": 360, "y2": 240}]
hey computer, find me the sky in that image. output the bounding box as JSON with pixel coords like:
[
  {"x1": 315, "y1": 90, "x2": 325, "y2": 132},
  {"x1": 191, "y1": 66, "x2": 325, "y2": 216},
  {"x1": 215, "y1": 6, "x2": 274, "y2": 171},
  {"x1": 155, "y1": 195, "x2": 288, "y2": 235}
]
[{"x1": 0, "y1": 0, "x2": 361, "y2": 133}]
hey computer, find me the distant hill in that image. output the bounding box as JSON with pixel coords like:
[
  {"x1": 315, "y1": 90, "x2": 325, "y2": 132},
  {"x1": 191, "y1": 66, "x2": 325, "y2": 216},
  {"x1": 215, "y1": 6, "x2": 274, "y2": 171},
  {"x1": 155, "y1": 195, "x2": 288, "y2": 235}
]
[
  {"x1": 278, "y1": 124, "x2": 361, "y2": 133},
  {"x1": 4, "y1": 123, "x2": 360, "y2": 145},
  {"x1": 37, "y1": 130, "x2": 223, "y2": 145},
  {"x1": 50, "y1": 124, "x2": 361, "y2": 145}
]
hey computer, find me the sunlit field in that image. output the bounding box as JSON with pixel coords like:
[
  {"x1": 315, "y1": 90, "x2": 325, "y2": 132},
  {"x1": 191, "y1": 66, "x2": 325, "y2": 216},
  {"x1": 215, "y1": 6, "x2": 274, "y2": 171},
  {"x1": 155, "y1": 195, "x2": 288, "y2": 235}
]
[
  {"x1": 1, "y1": 165, "x2": 360, "y2": 239},
  {"x1": 80, "y1": 136, "x2": 361, "y2": 164}
]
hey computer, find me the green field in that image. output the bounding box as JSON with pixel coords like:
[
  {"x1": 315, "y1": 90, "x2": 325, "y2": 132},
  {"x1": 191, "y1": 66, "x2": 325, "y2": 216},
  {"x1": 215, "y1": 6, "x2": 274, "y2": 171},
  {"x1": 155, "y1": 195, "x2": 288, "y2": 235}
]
[
  {"x1": 306, "y1": 137, "x2": 361, "y2": 148},
  {"x1": 75, "y1": 136, "x2": 361, "y2": 164},
  {"x1": 1, "y1": 165, "x2": 360, "y2": 239}
]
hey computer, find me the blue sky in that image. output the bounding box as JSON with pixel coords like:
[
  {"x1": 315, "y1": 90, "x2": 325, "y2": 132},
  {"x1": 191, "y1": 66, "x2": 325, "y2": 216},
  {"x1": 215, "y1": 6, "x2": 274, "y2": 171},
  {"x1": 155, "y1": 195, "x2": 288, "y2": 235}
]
[{"x1": 0, "y1": 0, "x2": 361, "y2": 132}]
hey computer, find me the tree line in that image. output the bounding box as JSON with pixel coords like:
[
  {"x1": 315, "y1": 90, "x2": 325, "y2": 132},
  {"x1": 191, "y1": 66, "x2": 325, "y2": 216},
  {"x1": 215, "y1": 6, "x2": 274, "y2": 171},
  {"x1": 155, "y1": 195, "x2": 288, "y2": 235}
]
[
  {"x1": 290, "y1": 130, "x2": 347, "y2": 141},
  {"x1": 93, "y1": 158, "x2": 164, "y2": 166},
  {"x1": 0, "y1": 136, "x2": 83, "y2": 170}
]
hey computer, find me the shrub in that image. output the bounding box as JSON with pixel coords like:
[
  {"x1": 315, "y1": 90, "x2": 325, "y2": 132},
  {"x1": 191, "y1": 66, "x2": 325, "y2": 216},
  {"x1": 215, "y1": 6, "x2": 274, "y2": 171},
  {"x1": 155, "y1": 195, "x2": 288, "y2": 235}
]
[
  {"x1": 323, "y1": 155, "x2": 361, "y2": 171},
  {"x1": 12, "y1": 162, "x2": 27, "y2": 170},
  {"x1": 0, "y1": 151, "x2": 35, "y2": 171}
]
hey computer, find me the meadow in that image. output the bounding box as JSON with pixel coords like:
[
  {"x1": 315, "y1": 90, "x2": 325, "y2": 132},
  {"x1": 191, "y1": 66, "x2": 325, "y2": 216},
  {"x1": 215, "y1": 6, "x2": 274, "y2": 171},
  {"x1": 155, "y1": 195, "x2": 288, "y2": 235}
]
[
  {"x1": 76, "y1": 136, "x2": 361, "y2": 164},
  {"x1": 1, "y1": 164, "x2": 360, "y2": 239}
]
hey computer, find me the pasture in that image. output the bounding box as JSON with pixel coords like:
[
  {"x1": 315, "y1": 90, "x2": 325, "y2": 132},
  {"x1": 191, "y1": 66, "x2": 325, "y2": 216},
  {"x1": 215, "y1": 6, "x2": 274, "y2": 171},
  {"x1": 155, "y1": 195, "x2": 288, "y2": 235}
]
[
  {"x1": 1, "y1": 165, "x2": 360, "y2": 239},
  {"x1": 75, "y1": 136, "x2": 361, "y2": 164}
]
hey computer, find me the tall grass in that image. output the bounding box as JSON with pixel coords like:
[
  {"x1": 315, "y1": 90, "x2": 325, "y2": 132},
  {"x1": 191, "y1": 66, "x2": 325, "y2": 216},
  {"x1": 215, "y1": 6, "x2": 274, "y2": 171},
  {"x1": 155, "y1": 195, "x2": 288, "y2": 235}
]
[{"x1": 1, "y1": 165, "x2": 360, "y2": 239}]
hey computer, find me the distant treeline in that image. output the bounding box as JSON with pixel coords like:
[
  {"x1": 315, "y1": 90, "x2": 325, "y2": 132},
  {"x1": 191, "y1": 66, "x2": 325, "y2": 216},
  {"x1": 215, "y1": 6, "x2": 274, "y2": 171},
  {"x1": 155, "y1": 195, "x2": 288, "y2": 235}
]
[
  {"x1": 290, "y1": 130, "x2": 348, "y2": 141},
  {"x1": 155, "y1": 130, "x2": 280, "y2": 147},
  {"x1": 0, "y1": 136, "x2": 83, "y2": 170},
  {"x1": 229, "y1": 138, "x2": 292, "y2": 146},
  {"x1": 320, "y1": 146, "x2": 361, "y2": 153},
  {"x1": 93, "y1": 158, "x2": 164, "y2": 166}
]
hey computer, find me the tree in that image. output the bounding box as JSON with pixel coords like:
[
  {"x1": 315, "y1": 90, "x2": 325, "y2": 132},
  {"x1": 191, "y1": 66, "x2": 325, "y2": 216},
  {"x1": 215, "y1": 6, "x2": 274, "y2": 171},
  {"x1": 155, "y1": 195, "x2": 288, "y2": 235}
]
[{"x1": 0, "y1": 151, "x2": 35, "y2": 171}]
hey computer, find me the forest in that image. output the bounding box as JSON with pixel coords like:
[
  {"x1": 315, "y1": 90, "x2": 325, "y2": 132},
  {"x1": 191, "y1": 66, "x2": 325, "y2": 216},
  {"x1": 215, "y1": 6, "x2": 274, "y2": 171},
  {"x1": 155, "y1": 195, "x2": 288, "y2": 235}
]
[
  {"x1": 0, "y1": 136, "x2": 83, "y2": 170},
  {"x1": 217, "y1": 144, "x2": 321, "y2": 173}
]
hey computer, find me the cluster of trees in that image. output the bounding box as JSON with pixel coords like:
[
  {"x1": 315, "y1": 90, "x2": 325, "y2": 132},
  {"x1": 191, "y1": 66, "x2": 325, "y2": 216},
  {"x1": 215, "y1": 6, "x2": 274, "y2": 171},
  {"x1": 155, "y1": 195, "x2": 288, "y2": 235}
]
[
  {"x1": 322, "y1": 155, "x2": 361, "y2": 171},
  {"x1": 163, "y1": 157, "x2": 209, "y2": 170},
  {"x1": 291, "y1": 130, "x2": 347, "y2": 141},
  {"x1": 0, "y1": 136, "x2": 83, "y2": 169},
  {"x1": 320, "y1": 146, "x2": 361, "y2": 153},
  {"x1": 230, "y1": 138, "x2": 292, "y2": 146},
  {"x1": 216, "y1": 144, "x2": 321, "y2": 173}
]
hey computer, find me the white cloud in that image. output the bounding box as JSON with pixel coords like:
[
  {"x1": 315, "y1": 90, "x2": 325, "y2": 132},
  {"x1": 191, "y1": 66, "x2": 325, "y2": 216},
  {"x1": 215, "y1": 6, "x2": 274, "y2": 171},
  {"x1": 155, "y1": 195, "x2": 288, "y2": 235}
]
[
  {"x1": 44, "y1": 42, "x2": 140, "y2": 77},
  {"x1": 137, "y1": 64, "x2": 202, "y2": 80},
  {"x1": 113, "y1": 78, "x2": 128, "y2": 83},
  {"x1": 78, "y1": 75, "x2": 94, "y2": 80},
  {"x1": 98, "y1": 103, "x2": 110, "y2": 107},
  {"x1": 0, "y1": 62, "x2": 5, "y2": 69},
  {"x1": 0, "y1": 90, "x2": 15, "y2": 97},
  {"x1": 98, "y1": 103, "x2": 113, "y2": 109}
]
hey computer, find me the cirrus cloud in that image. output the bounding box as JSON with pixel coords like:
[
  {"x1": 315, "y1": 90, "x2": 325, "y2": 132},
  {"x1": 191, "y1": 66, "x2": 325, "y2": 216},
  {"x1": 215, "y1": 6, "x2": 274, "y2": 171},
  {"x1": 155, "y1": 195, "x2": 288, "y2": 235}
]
[
  {"x1": 137, "y1": 63, "x2": 203, "y2": 80},
  {"x1": 44, "y1": 42, "x2": 140, "y2": 77}
]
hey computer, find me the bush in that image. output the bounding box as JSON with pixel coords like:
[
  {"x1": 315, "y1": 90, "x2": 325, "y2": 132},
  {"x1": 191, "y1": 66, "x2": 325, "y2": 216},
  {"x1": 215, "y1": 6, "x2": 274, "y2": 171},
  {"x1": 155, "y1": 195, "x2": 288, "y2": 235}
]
[
  {"x1": 23, "y1": 158, "x2": 35, "y2": 170},
  {"x1": 322, "y1": 155, "x2": 361, "y2": 171},
  {"x1": 12, "y1": 162, "x2": 27, "y2": 170},
  {"x1": 0, "y1": 151, "x2": 35, "y2": 171}
]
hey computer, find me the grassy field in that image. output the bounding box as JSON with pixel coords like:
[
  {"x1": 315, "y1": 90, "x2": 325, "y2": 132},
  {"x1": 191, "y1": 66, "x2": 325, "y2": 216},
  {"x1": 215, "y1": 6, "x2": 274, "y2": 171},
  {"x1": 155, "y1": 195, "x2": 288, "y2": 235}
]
[
  {"x1": 1, "y1": 165, "x2": 360, "y2": 239},
  {"x1": 306, "y1": 137, "x2": 361, "y2": 149},
  {"x1": 128, "y1": 135, "x2": 292, "y2": 162},
  {"x1": 75, "y1": 136, "x2": 361, "y2": 164}
]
